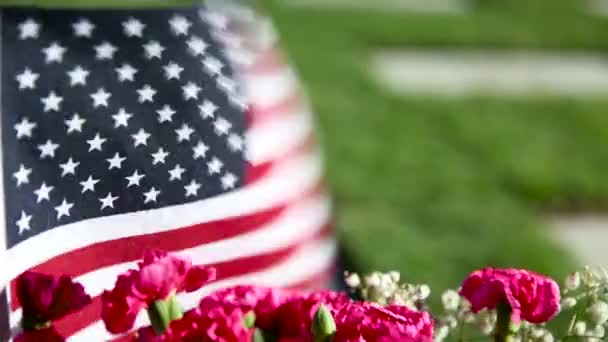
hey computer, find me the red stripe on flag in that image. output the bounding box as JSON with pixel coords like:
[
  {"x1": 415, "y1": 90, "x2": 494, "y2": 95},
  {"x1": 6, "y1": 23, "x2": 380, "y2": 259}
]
[{"x1": 50, "y1": 228, "x2": 332, "y2": 338}]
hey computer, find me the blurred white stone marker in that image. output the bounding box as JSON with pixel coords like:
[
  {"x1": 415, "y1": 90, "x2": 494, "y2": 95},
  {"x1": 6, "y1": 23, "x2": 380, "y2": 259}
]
[
  {"x1": 588, "y1": 0, "x2": 608, "y2": 16},
  {"x1": 284, "y1": 0, "x2": 471, "y2": 15},
  {"x1": 371, "y1": 49, "x2": 608, "y2": 97},
  {"x1": 549, "y1": 214, "x2": 608, "y2": 267}
]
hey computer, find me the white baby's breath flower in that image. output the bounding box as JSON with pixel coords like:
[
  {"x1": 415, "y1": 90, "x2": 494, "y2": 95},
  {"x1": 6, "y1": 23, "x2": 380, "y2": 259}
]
[
  {"x1": 388, "y1": 271, "x2": 400, "y2": 283},
  {"x1": 441, "y1": 290, "x2": 460, "y2": 311},
  {"x1": 364, "y1": 273, "x2": 381, "y2": 288},
  {"x1": 589, "y1": 301, "x2": 608, "y2": 325},
  {"x1": 561, "y1": 297, "x2": 577, "y2": 309},
  {"x1": 434, "y1": 325, "x2": 449, "y2": 342},
  {"x1": 574, "y1": 321, "x2": 587, "y2": 336},
  {"x1": 417, "y1": 284, "x2": 431, "y2": 300},
  {"x1": 565, "y1": 272, "x2": 581, "y2": 290},
  {"x1": 531, "y1": 328, "x2": 546, "y2": 339},
  {"x1": 344, "y1": 272, "x2": 361, "y2": 288},
  {"x1": 477, "y1": 318, "x2": 494, "y2": 335},
  {"x1": 462, "y1": 312, "x2": 475, "y2": 323},
  {"x1": 542, "y1": 332, "x2": 554, "y2": 342},
  {"x1": 592, "y1": 325, "x2": 605, "y2": 338}
]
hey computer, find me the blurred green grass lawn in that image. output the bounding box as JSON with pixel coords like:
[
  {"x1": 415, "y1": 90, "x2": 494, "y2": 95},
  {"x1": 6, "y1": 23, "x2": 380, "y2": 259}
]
[{"x1": 265, "y1": 0, "x2": 608, "y2": 295}]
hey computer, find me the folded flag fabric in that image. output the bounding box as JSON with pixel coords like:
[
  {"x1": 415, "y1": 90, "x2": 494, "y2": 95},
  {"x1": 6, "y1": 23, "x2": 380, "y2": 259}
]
[{"x1": 0, "y1": 2, "x2": 335, "y2": 339}]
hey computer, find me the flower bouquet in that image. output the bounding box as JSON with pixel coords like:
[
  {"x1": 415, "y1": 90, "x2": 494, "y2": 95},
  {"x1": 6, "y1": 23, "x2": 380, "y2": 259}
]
[{"x1": 12, "y1": 249, "x2": 608, "y2": 341}]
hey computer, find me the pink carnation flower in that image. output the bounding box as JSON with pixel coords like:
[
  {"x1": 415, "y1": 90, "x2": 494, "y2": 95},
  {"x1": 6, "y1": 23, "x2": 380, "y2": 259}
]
[
  {"x1": 459, "y1": 267, "x2": 561, "y2": 323},
  {"x1": 332, "y1": 302, "x2": 434, "y2": 342},
  {"x1": 102, "y1": 250, "x2": 216, "y2": 334},
  {"x1": 16, "y1": 271, "x2": 91, "y2": 325},
  {"x1": 199, "y1": 285, "x2": 286, "y2": 331},
  {"x1": 135, "y1": 307, "x2": 254, "y2": 342}
]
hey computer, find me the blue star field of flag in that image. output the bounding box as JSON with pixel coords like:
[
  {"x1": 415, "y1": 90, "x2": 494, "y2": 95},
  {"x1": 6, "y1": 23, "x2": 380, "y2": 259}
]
[{"x1": 1, "y1": 7, "x2": 247, "y2": 248}]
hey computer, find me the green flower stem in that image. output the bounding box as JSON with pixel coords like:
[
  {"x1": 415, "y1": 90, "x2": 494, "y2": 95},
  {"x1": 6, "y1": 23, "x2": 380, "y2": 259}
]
[
  {"x1": 494, "y1": 303, "x2": 518, "y2": 342},
  {"x1": 20, "y1": 316, "x2": 51, "y2": 330}
]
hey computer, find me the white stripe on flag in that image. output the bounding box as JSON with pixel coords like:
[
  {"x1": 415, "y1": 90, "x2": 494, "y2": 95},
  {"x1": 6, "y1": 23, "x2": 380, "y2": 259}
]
[
  {"x1": 1, "y1": 152, "x2": 322, "y2": 288},
  {"x1": 244, "y1": 67, "x2": 299, "y2": 109},
  {"x1": 247, "y1": 109, "x2": 312, "y2": 165},
  {"x1": 72, "y1": 238, "x2": 336, "y2": 341}
]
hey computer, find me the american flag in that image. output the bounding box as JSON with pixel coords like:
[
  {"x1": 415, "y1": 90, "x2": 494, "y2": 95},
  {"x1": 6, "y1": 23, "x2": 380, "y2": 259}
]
[{"x1": 0, "y1": 4, "x2": 335, "y2": 340}]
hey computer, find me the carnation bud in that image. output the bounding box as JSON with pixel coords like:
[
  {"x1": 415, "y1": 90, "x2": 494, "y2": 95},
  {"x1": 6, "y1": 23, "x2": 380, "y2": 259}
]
[
  {"x1": 344, "y1": 273, "x2": 360, "y2": 288},
  {"x1": 417, "y1": 284, "x2": 431, "y2": 301},
  {"x1": 312, "y1": 304, "x2": 336, "y2": 342},
  {"x1": 589, "y1": 302, "x2": 608, "y2": 325},
  {"x1": 573, "y1": 321, "x2": 586, "y2": 336},
  {"x1": 565, "y1": 272, "x2": 581, "y2": 290},
  {"x1": 243, "y1": 311, "x2": 256, "y2": 329},
  {"x1": 441, "y1": 290, "x2": 460, "y2": 311}
]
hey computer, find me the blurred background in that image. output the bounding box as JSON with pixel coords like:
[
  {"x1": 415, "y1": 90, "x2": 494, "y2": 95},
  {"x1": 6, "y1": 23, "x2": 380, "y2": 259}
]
[{"x1": 262, "y1": 0, "x2": 608, "y2": 304}]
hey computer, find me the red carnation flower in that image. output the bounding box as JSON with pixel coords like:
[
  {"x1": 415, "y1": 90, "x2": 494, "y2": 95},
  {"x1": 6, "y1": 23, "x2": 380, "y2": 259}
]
[
  {"x1": 16, "y1": 271, "x2": 91, "y2": 327},
  {"x1": 14, "y1": 326, "x2": 64, "y2": 342},
  {"x1": 102, "y1": 250, "x2": 216, "y2": 334},
  {"x1": 460, "y1": 267, "x2": 561, "y2": 323}
]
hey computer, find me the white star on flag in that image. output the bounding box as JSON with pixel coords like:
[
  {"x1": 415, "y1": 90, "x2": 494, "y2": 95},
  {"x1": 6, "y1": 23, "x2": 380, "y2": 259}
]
[
  {"x1": 67, "y1": 65, "x2": 90, "y2": 86},
  {"x1": 143, "y1": 40, "x2": 165, "y2": 59},
  {"x1": 65, "y1": 113, "x2": 86, "y2": 134},
  {"x1": 86, "y1": 133, "x2": 107, "y2": 152},
  {"x1": 13, "y1": 164, "x2": 32, "y2": 187},
  {"x1": 18, "y1": 18, "x2": 41, "y2": 40},
  {"x1": 143, "y1": 187, "x2": 161, "y2": 203},
  {"x1": 94, "y1": 41, "x2": 118, "y2": 60},
  {"x1": 151, "y1": 147, "x2": 169, "y2": 165},
  {"x1": 125, "y1": 170, "x2": 145, "y2": 188},
  {"x1": 54, "y1": 198, "x2": 74, "y2": 220},
  {"x1": 72, "y1": 18, "x2": 95, "y2": 38},
  {"x1": 131, "y1": 129, "x2": 151, "y2": 147},
  {"x1": 41, "y1": 91, "x2": 63, "y2": 112},
  {"x1": 37, "y1": 139, "x2": 59, "y2": 159},
  {"x1": 137, "y1": 84, "x2": 156, "y2": 103},
  {"x1": 169, "y1": 15, "x2": 191, "y2": 36},
  {"x1": 59, "y1": 157, "x2": 80, "y2": 177},
  {"x1": 168, "y1": 164, "x2": 186, "y2": 181},
  {"x1": 99, "y1": 193, "x2": 119, "y2": 210},
  {"x1": 14, "y1": 117, "x2": 37, "y2": 139},
  {"x1": 90, "y1": 88, "x2": 111, "y2": 108},
  {"x1": 33, "y1": 182, "x2": 54, "y2": 203},
  {"x1": 80, "y1": 175, "x2": 100, "y2": 193},
  {"x1": 115, "y1": 64, "x2": 137, "y2": 82},
  {"x1": 42, "y1": 41, "x2": 66, "y2": 63},
  {"x1": 16, "y1": 68, "x2": 39, "y2": 90},
  {"x1": 123, "y1": 17, "x2": 146, "y2": 37},
  {"x1": 16, "y1": 211, "x2": 32, "y2": 235},
  {"x1": 184, "y1": 180, "x2": 201, "y2": 197}
]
